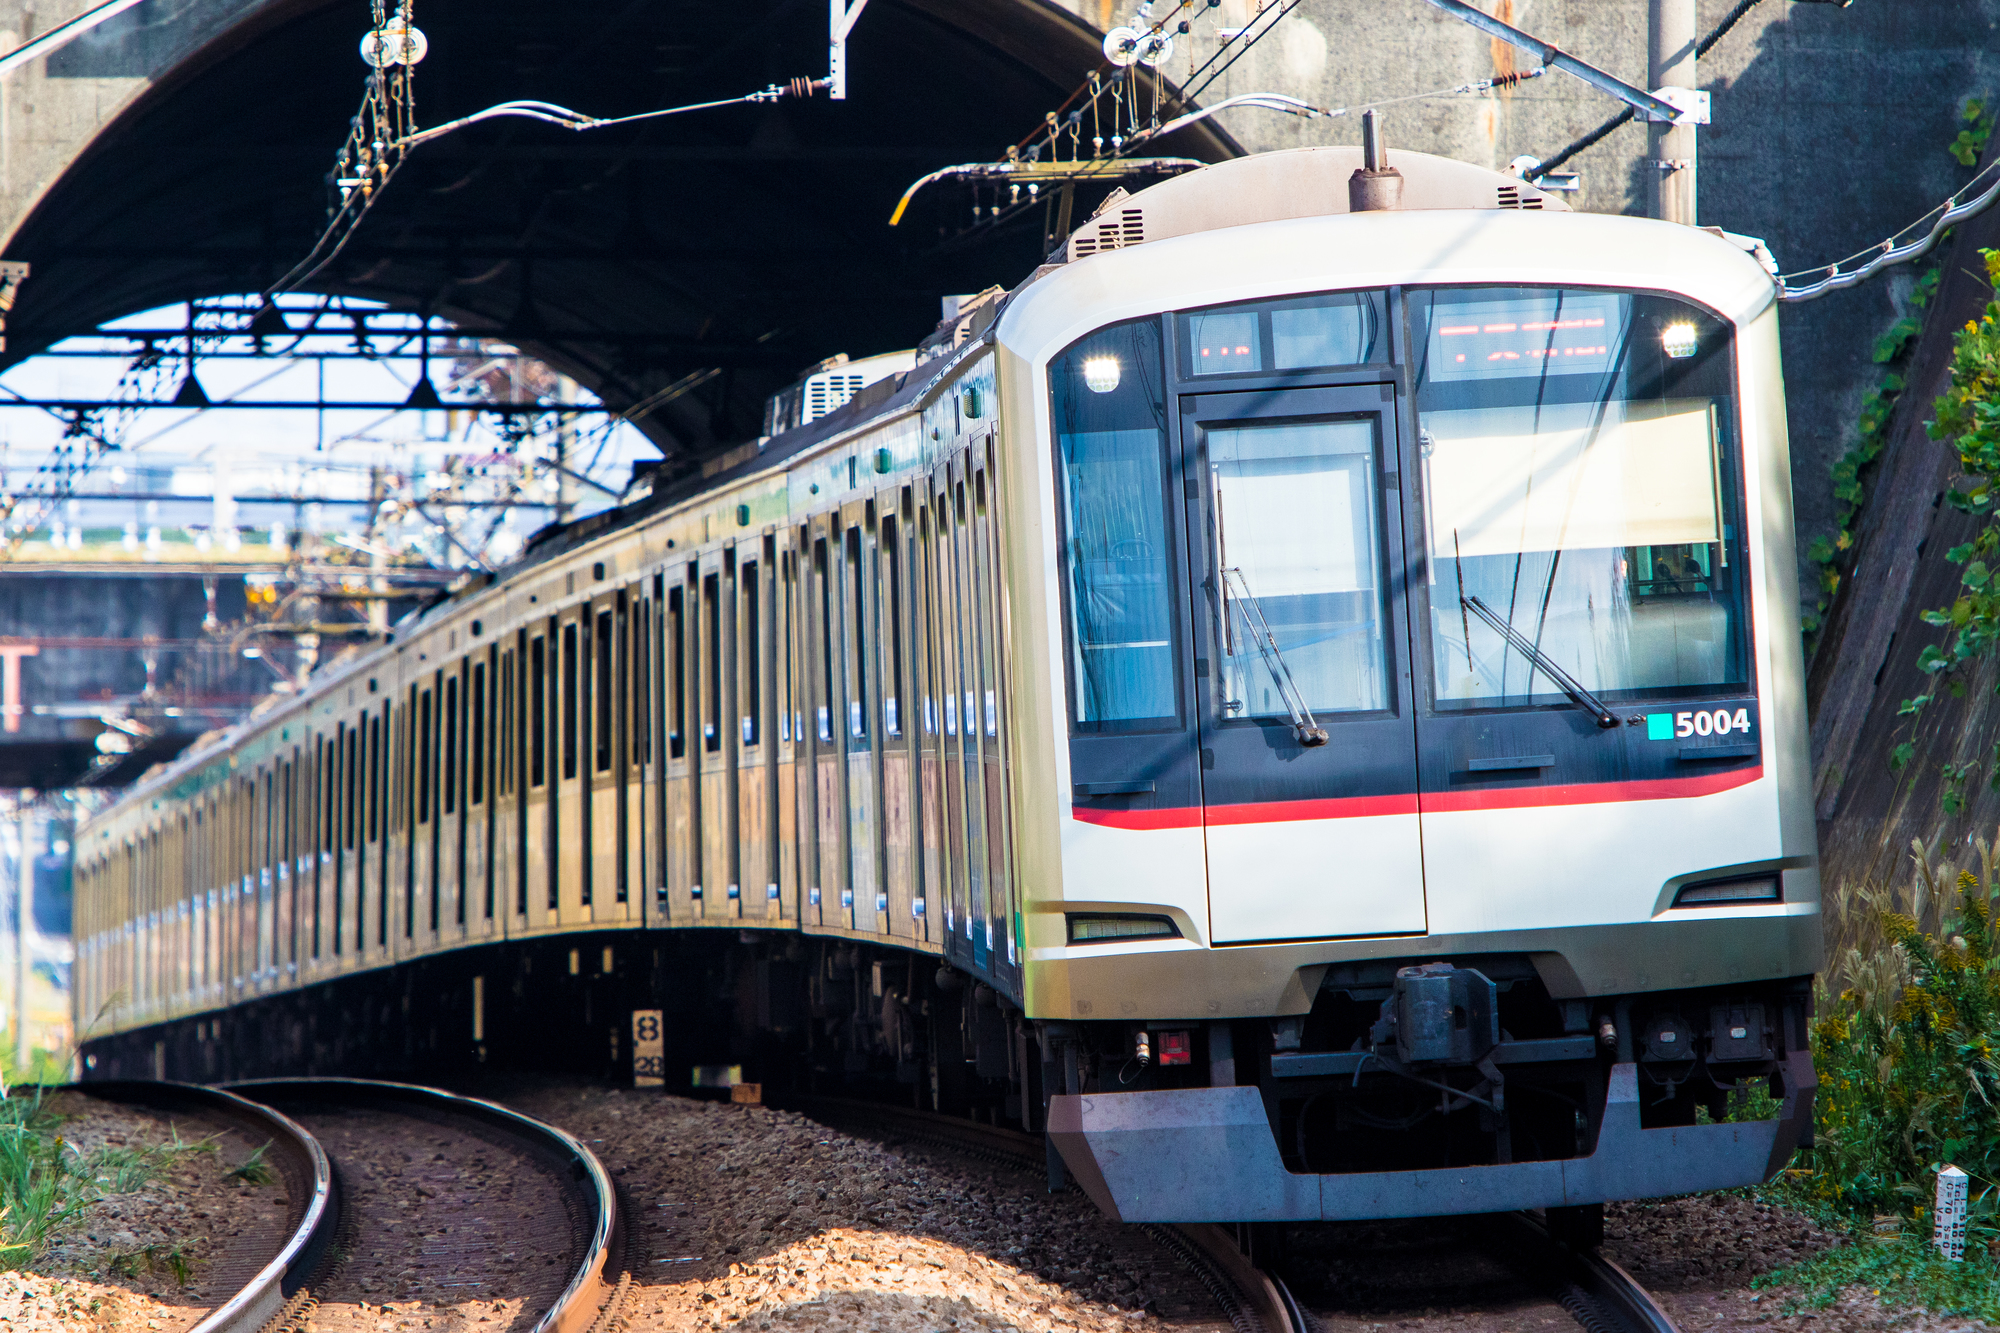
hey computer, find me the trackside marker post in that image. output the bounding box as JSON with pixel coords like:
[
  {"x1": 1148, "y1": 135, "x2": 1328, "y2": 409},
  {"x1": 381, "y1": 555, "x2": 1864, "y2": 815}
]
[
  {"x1": 1936, "y1": 1165, "x2": 1968, "y2": 1261},
  {"x1": 632, "y1": 1009, "x2": 664, "y2": 1088}
]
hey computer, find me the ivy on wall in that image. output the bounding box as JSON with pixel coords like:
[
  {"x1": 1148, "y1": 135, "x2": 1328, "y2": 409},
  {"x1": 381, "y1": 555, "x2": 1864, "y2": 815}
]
[
  {"x1": 1898, "y1": 247, "x2": 2000, "y2": 758},
  {"x1": 1804, "y1": 100, "x2": 1994, "y2": 641}
]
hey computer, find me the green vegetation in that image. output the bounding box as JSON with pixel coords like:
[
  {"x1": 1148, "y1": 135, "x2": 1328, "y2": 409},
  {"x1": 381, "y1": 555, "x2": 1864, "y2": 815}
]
[
  {"x1": 1805, "y1": 857, "x2": 2000, "y2": 1215},
  {"x1": 1804, "y1": 98, "x2": 1992, "y2": 641},
  {"x1": 1754, "y1": 1237, "x2": 2000, "y2": 1322},
  {"x1": 109, "y1": 1241, "x2": 194, "y2": 1287},
  {"x1": 224, "y1": 1142, "x2": 277, "y2": 1187},
  {"x1": 1758, "y1": 844, "x2": 2000, "y2": 1310},
  {"x1": 0, "y1": 1090, "x2": 216, "y2": 1270}
]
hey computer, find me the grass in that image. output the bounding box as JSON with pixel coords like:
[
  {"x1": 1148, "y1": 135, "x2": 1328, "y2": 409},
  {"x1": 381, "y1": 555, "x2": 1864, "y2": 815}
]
[
  {"x1": 0, "y1": 1088, "x2": 218, "y2": 1269},
  {"x1": 224, "y1": 1142, "x2": 276, "y2": 1187},
  {"x1": 108, "y1": 1242, "x2": 195, "y2": 1287},
  {"x1": 1753, "y1": 1234, "x2": 2000, "y2": 1322}
]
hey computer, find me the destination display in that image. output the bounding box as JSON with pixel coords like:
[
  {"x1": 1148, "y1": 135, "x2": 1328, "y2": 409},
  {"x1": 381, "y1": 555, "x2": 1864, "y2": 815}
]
[{"x1": 1427, "y1": 293, "x2": 1626, "y2": 382}]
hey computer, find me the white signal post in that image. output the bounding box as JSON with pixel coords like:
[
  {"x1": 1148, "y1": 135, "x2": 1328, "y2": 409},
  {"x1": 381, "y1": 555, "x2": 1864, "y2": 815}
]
[{"x1": 1936, "y1": 1165, "x2": 1969, "y2": 1261}]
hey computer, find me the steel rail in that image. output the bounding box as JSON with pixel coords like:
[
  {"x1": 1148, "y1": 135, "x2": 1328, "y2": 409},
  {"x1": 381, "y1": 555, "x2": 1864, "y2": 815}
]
[
  {"x1": 72, "y1": 1081, "x2": 336, "y2": 1333},
  {"x1": 784, "y1": 1094, "x2": 1299, "y2": 1333},
  {"x1": 228, "y1": 1077, "x2": 621, "y2": 1333},
  {"x1": 1495, "y1": 1212, "x2": 1681, "y2": 1333}
]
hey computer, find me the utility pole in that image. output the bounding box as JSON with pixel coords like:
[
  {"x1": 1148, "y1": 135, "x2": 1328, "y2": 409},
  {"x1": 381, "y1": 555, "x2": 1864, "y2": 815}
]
[
  {"x1": 14, "y1": 801, "x2": 32, "y2": 1073},
  {"x1": 366, "y1": 467, "x2": 389, "y2": 635},
  {"x1": 1648, "y1": 0, "x2": 1697, "y2": 223},
  {"x1": 556, "y1": 375, "x2": 579, "y2": 526}
]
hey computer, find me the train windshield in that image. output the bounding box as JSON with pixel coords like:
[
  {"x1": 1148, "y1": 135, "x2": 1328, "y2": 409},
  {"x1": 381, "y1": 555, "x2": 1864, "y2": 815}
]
[
  {"x1": 1411, "y1": 286, "x2": 1746, "y2": 711},
  {"x1": 1050, "y1": 318, "x2": 1181, "y2": 732}
]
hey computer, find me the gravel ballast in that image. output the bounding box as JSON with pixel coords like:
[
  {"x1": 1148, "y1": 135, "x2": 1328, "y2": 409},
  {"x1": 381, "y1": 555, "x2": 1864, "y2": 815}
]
[
  {"x1": 0, "y1": 1090, "x2": 294, "y2": 1333},
  {"x1": 489, "y1": 1081, "x2": 1989, "y2": 1333},
  {"x1": 492, "y1": 1081, "x2": 1233, "y2": 1333}
]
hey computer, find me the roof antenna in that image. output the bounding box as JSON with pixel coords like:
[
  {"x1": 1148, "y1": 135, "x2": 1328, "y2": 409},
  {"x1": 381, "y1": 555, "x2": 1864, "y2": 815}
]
[{"x1": 1349, "y1": 109, "x2": 1404, "y2": 212}]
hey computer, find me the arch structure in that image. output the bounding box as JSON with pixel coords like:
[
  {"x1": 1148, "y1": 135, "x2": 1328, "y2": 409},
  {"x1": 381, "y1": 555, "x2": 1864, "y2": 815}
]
[{"x1": 0, "y1": 0, "x2": 1235, "y2": 475}]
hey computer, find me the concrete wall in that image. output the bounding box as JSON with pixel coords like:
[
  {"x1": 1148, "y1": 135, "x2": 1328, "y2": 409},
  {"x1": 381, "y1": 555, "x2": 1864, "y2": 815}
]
[
  {"x1": 1054, "y1": 0, "x2": 2000, "y2": 595},
  {"x1": 0, "y1": 0, "x2": 272, "y2": 258}
]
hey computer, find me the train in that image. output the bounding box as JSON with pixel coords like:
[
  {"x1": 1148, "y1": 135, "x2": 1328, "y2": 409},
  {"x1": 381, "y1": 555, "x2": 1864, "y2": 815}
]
[{"x1": 73, "y1": 140, "x2": 1820, "y2": 1233}]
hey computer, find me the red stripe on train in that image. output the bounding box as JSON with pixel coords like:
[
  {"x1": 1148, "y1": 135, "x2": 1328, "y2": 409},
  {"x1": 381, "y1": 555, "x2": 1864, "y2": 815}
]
[{"x1": 1069, "y1": 765, "x2": 1762, "y2": 830}]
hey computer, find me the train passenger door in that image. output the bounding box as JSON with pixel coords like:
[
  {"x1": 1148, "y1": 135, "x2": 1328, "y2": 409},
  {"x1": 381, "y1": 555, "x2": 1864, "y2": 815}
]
[{"x1": 1180, "y1": 383, "x2": 1426, "y2": 943}]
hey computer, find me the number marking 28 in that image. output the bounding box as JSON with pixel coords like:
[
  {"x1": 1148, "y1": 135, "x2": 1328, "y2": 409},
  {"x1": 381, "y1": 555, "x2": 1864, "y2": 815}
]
[{"x1": 1676, "y1": 708, "x2": 1750, "y2": 738}]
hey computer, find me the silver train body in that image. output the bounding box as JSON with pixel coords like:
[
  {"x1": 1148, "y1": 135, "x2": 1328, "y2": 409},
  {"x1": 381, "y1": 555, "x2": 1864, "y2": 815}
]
[{"x1": 74, "y1": 146, "x2": 1820, "y2": 1224}]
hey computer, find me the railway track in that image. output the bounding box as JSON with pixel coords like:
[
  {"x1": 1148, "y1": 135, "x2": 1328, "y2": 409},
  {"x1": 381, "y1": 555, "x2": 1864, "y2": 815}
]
[
  {"x1": 224, "y1": 1078, "x2": 623, "y2": 1333},
  {"x1": 71, "y1": 1081, "x2": 335, "y2": 1333},
  {"x1": 783, "y1": 1096, "x2": 1680, "y2": 1333},
  {"x1": 783, "y1": 1096, "x2": 1305, "y2": 1333}
]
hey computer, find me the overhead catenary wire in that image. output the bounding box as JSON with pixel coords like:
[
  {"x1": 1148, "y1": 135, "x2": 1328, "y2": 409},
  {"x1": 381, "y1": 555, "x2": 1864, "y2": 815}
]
[
  {"x1": 1124, "y1": 69, "x2": 1545, "y2": 150},
  {"x1": 269, "y1": 60, "x2": 820, "y2": 299},
  {"x1": 1778, "y1": 155, "x2": 2000, "y2": 302},
  {"x1": 1531, "y1": 0, "x2": 1765, "y2": 179}
]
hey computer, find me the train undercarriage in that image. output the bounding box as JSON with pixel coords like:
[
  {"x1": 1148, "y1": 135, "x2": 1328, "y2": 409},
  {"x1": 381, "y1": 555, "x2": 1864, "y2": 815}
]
[{"x1": 79, "y1": 928, "x2": 1815, "y2": 1226}]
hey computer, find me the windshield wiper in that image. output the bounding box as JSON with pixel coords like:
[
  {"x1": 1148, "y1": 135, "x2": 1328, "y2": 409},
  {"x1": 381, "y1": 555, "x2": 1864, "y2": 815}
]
[
  {"x1": 1223, "y1": 567, "x2": 1328, "y2": 747},
  {"x1": 1462, "y1": 595, "x2": 1617, "y2": 729}
]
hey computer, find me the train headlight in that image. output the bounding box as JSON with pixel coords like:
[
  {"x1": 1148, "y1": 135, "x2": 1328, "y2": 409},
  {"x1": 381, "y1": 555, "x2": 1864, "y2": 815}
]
[
  {"x1": 1082, "y1": 355, "x2": 1122, "y2": 394},
  {"x1": 1660, "y1": 321, "x2": 1699, "y2": 359}
]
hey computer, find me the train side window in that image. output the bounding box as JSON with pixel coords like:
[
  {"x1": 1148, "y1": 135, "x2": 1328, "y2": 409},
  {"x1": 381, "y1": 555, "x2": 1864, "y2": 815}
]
[
  {"x1": 472, "y1": 660, "x2": 487, "y2": 805},
  {"x1": 974, "y1": 472, "x2": 999, "y2": 738},
  {"x1": 956, "y1": 478, "x2": 980, "y2": 736},
  {"x1": 418, "y1": 689, "x2": 434, "y2": 824},
  {"x1": 563, "y1": 621, "x2": 580, "y2": 781},
  {"x1": 781, "y1": 552, "x2": 797, "y2": 744},
  {"x1": 667, "y1": 587, "x2": 686, "y2": 757},
  {"x1": 320, "y1": 733, "x2": 335, "y2": 861},
  {"x1": 499, "y1": 649, "x2": 515, "y2": 796},
  {"x1": 444, "y1": 674, "x2": 460, "y2": 817},
  {"x1": 883, "y1": 515, "x2": 905, "y2": 737},
  {"x1": 703, "y1": 573, "x2": 722, "y2": 752},
  {"x1": 918, "y1": 502, "x2": 939, "y2": 736},
  {"x1": 530, "y1": 636, "x2": 547, "y2": 786},
  {"x1": 367, "y1": 715, "x2": 381, "y2": 842},
  {"x1": 814, "y1": 538, "x2": 835, "y2": 744},
  {"x1": 1049, "y1": 316, "x2": 1179, "y2": 732},
  {"x1": 847, "y1": 527, "x2": 872, "y2": 744},
  {"x1": 344, "y1": 724, "x2": 359, "y2": 849},
  {"x1": 596, "y1": 608, "x2": 615, "y2": 772},
  {"x1": 632, "y1": 597, "x2": 648, "y2": 768},
  {"x1": 741, "y1": 561, "x2": 761, "y2": 747}
]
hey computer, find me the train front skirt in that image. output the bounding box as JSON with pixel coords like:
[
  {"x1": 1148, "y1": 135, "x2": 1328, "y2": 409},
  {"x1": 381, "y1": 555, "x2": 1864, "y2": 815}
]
[{"x1": 1047, "y1": 1053, "x2": 1814, "y2": 1222}]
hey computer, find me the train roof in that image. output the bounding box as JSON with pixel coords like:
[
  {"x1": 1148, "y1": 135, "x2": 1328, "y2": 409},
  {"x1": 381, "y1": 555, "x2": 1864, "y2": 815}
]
[{"x1": 85, "y1": 145, "x2": 1778, "y2": 823}]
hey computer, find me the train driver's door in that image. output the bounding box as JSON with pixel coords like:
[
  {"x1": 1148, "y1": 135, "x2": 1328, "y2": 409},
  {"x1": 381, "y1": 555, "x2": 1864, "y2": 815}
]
[{"x1": 1180, "y1": 382, "x2": 1426, "y2": 943}]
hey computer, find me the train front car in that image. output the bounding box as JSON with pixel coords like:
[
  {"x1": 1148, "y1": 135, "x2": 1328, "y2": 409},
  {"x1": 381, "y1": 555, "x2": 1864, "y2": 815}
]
[{"x1": 999, "y1": 148, "x2": 1819, "y2": 1224}]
